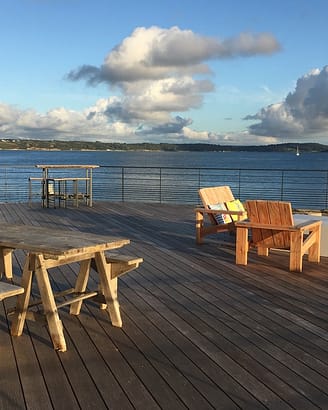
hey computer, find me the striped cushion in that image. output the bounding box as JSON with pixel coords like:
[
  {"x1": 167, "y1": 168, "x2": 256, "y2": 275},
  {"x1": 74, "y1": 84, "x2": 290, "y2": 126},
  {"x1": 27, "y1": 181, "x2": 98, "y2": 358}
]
[{"x1": 208, "y1": 203, "x2": 232, "y2": 224}]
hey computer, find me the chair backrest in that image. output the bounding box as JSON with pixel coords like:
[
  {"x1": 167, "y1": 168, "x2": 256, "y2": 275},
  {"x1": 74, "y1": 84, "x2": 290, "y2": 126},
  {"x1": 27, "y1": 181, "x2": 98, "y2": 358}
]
[
  {"x1": 246, "y1": 200, "x2": 294, "y2": 249},
  {"x1": 199, "y1": 186, "x2": 235, "y2": 226},
  {"x1": 199, "y1": 186, "x2": 235, "y2": 209}
]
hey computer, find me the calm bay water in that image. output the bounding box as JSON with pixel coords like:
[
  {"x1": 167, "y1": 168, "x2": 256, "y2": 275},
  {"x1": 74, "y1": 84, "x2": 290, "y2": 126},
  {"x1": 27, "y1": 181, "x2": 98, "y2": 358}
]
[
  {"x1": 0, "y1": 149, "x2": 327, "y2": 169},
  {"x1": 0, "y1": 150, "x2": 327, "y2": 207}
]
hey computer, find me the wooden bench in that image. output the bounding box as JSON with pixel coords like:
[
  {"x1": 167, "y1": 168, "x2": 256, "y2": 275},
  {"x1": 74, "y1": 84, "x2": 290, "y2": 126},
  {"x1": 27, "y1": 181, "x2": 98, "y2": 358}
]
[
  {"x1": 105, "y1": 254, "x2": 143, "y2": 278},
  {"x1": 0, "y1": 282, "x2": 24, "y2": 301},
  {"x1": 72, "y1": 253, "x2": 143, "y2": 312}
]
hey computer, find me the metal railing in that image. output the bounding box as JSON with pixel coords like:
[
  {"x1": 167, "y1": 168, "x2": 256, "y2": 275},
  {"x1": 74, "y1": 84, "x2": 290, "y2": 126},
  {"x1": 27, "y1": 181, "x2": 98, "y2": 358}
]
[{"x1": 1, "y1": 165, "x2": 328, "y2": 211}]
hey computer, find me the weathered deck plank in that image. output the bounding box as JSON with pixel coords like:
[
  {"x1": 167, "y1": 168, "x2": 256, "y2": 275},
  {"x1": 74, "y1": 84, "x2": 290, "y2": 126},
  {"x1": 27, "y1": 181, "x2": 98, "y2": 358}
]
[{"x1": 0, "y1": 202, "x2": 328, "y2": 409}]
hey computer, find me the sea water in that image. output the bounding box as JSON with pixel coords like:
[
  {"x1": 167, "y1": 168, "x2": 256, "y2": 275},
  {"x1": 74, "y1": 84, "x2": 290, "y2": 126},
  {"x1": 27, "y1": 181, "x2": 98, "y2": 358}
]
[
  {"x1": 0, "y1": 150, "x2": 327, "y2": 207},
  {"x1": 0, "y1": 149, "x2": 327, "y2": 169}
]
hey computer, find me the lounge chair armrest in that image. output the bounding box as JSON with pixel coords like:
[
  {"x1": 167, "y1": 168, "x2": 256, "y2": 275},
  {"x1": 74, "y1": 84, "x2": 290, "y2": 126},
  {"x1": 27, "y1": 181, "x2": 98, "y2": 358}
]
[
  {"x1": 223, "y1": 210, "x2": 246, "y2": 216},
  {"x1": 195, "y1": 207, "x2": 245, "y2": 216},
  {"x1": 195, "y1": 207, "x2": 221, "y2": 214},
  {"x1": 236, "y1": 219, "x2": 322, "y2": 232},
  {"x1": 235, "y1": 221, "x2": 293, "y2": 231},
  {"x1": 293, "y1": 220, "x2": 322, "y2": 231}
]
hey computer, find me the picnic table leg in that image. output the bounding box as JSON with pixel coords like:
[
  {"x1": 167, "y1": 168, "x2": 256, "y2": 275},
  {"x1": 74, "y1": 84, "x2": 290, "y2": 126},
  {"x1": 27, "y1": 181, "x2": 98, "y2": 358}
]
[
  {"x1": 33, "y1": 254, "x2": 67, "y2": 352},
  {"x1": 70, "y1": 259, "x2": 91, "y2": 315},
  {"x1": 94, "y1": 251, "x2": 122, "y2": 327},
  {"x1": 11, "y1": 254, "x2": 33, "y2": 336}
]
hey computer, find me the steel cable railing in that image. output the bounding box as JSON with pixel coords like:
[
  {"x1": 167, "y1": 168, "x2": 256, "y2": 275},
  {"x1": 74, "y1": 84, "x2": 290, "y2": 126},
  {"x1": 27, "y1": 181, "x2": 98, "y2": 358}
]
[{"x1": 0, "y1": 165, "x2": 327, "y2": 211}]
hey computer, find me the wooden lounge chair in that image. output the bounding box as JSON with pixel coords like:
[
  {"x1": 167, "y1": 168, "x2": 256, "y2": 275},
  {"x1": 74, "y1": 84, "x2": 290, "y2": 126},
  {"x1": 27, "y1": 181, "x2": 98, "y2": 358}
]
[
  {"x1": 235, "y1": 200, "x2": 322, "y2": 272},
  {"x1": 195, "y1": 186, "x2": 247, "y2": 244}
]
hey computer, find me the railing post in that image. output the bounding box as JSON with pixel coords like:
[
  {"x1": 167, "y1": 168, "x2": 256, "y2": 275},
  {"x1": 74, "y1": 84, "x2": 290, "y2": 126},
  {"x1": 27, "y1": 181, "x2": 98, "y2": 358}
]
[
  {"x1": 121, "y1": 167, "x2": 125, "y2": 202},
  {"x1": 4, "y1": 168, "x2": 8, "y2": 202},
  {"x1": 159, "y1": 168, "x2": 162, "y2": 203},
  {"x1": 326, "y1": 170, "x2": 328, "y2": 210},
  {"x1": 238, "y1": 169, "x2": 241, "y2": 198},
  {"x1": 281, "y1": 171, "x2": 284, "y2": 201}
]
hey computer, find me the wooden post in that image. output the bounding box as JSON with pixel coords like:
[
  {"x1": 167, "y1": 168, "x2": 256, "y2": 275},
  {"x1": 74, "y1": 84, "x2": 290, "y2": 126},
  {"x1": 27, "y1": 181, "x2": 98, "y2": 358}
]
[
  {"x1": 289, "y1": 231, "x2": 303, "y2": 272},
  {"x1": 235, "y1": 227, "x2": 248, "y2": 265},
  {"x1": 308, "y1": 225, "x2": 321, "y2": 263},
  {"x1": 195, "y1": 210, "x2": 204, "y2": 244}
]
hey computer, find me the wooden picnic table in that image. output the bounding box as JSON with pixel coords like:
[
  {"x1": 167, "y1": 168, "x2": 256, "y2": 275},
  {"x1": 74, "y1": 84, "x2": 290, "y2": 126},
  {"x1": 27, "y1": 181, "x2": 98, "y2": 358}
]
[{"x1": 0, "y1": 223, "x2": 130, "y2": 352}]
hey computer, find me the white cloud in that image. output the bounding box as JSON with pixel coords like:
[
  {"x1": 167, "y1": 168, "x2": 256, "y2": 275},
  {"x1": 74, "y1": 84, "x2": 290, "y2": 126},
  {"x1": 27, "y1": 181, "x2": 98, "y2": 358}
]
[
  {"x1": 66, "y1": 25, "x2": 279, "y2": 131},
  {"x1": 67, "y1": 26, "x2": 280, "y2": 84},
  {"x1": 66, "y1": 26, "x2": 280, "y2": 131},
  {"x1": 0, "y1": 102, "x2": 136, "y2": 141},
  {"x1": 1, "y1": 26, "x2": 283, "y2": 144},
  {"x1": 245, "y1": 66, "x2": 328, "y2": 141}
]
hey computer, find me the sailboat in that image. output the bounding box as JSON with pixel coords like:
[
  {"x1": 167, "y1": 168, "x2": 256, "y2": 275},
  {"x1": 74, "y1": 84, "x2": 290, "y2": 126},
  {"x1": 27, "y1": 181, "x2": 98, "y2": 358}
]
[{"x1": 296, "y1": 145, "x2": 300, "y2": 156}]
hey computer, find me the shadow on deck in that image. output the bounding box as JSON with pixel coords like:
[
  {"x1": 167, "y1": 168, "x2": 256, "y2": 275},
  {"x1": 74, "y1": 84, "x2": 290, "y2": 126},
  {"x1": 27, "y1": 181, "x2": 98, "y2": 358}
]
[{"x1": 1, "y1": 202, "x2": 328, "y2": 409}]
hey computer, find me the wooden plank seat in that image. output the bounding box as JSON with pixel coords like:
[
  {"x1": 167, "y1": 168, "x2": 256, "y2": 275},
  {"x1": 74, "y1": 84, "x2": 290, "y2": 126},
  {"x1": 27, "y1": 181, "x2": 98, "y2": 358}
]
[
  {"x1": 0, "y1": 281, "x2": 24, "y2": 301},
  {"x1": 105, "y1": 253, "x2": 143, "y2": 278},
  {"x1": 195, "y1": 186, "x2": 247, "y2": 244},
  {"x1": 89, "y1": 253, "x2": 143, "y2": 279},
  {"x1": 235, "y1": 200, "x2": 322, "y2": 272},
  {"x1": 90, "y1": 254, "x2": 143, "y2": 309}
]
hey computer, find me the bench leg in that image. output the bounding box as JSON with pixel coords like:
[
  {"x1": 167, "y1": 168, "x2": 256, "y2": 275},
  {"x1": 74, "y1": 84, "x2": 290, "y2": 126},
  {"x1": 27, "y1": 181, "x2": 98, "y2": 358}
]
[{"x1": 94, "y1": 252, "x2": 122, "y2": 327}]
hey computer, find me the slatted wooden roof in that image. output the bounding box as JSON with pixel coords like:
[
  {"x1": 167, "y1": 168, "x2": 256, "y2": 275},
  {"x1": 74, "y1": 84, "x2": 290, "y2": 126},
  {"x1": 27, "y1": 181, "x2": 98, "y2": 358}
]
[{"x1": 1, "y1": 202, "x2": 328, "y2": 409}]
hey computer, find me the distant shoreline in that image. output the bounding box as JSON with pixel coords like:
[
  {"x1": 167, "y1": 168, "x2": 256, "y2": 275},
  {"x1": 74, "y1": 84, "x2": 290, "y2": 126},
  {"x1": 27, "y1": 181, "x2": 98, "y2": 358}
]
[{"x1": 0, "y1": 139, "x2": 327, "y2": 153}]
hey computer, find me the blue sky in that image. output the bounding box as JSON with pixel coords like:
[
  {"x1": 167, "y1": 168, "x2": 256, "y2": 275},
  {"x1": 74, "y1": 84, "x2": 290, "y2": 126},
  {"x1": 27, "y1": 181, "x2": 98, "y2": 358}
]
[{"x1": 1, "y1": 0, "x2": 328, "y2": 145}]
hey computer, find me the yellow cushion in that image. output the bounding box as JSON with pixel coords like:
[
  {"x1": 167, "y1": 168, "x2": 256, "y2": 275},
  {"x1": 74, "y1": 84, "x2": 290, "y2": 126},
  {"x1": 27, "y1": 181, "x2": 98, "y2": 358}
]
[{"x1": 226, "y1": 199, "x2": 247, "y2": 221}]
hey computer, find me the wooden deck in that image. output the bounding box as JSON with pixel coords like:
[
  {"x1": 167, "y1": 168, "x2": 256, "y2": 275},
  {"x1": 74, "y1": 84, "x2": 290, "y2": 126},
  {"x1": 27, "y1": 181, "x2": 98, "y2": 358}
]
[{"x1": 1, "y1": 202, "x2": 328, "y2": 410}]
